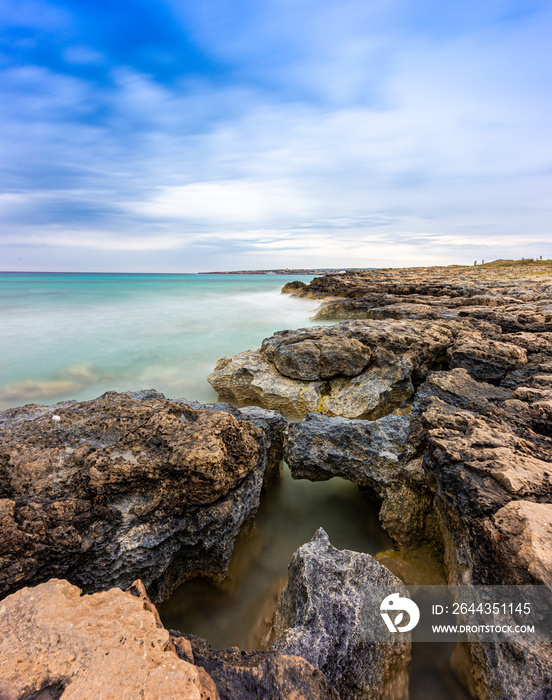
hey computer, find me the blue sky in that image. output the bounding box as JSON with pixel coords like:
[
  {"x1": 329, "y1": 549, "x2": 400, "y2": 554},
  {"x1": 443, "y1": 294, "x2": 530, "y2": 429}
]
[{"x1": 1, "y1": 0, "x2": 551, "y2": 271}]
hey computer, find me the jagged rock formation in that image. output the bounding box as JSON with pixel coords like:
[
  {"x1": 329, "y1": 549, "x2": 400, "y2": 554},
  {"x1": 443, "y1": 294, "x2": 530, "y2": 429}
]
[
  {"x1": 413, "y1": 363, "x2": 552, "y2": 698},
  {"x1": 275, "y1": 264, "x2": 552, "y2": 698},
  {"x1": 0, "y1": 578, "x2": 336, "y2": 700},
  {"x1": 0, "y1": 390, "x2": 285, "y2": 603},
  {"x1": 282, "y1": 367, "x2": 552, "y2": 698},
  {"x1": 414, "y1": 368, "x2": 552, "y2": 588},
  {"x1": 210, "y1": 263, "x2": 552, "y2": 422},
  {"x1": 284, "y1": 412, "x2": 434, "y2": 547},
  {"x1": 180, "y1": 400, "x2": 287, "y2": 488},
  {"x1": 208, "y1": 318, "x2": 473, "y2": 419},
  {"x1": 282, "y1": 265, "x2": 552, "y2": 327},
  {"x1": 282, "y1": 364, "x2": 552, "y2": 697},
  {"x1": 270, "y1": 528, "x2": 411, "y2": 700},
  {"x1": 2, "y1": 261, "x2": 551, "y2": 700}
]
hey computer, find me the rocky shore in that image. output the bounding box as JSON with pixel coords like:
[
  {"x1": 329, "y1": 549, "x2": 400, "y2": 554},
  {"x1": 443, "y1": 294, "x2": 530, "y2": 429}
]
[
  {"x1": 208, "y1": 261, "x2": 552, "y2": 698},
  {"x1": 0, "y1": 260, "x2": 551, "y2": 699}
]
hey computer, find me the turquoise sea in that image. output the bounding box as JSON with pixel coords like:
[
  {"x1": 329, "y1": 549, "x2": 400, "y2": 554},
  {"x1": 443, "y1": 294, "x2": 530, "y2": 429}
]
[{"x1": 0, "y1": 272, "x2": 322, "y2": 410}]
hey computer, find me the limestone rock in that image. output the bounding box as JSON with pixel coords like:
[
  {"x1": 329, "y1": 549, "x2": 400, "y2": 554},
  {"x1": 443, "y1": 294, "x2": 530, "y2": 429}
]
[
  {"x1": 207, "y1": 350, "x2": 325, "y2": 418},
  {"x1": 209, "y1": 319, "x2": 458, "y2": 419},
  {"x1": 0, "y1": 578, "x2": 218, "y2": 700},
  {"x1": 0, "y1": 577, "x2": 337, "y2": 700},
  {"x1": 285, "y1": 411, "x2": 409, "y2": 487},
  {"x1": 284, "y1": 412, "x2": 433, "y2": 547},
  {"x1": 414, "y1": 377, "x2": 552, "y2": 699},
  {"x1": 415, "y1": 367, "x2": 512, "y2": 409},
  {"x1": 0, "y1": 391, "x2": 285, "y2": 602},
  {"x1": 270, "y1": 528, "x2": 411, "y2": 700},
  {"x1": 323, "y1": 358, "x2": 414, "y2": 420},
  {"x1": 179, "y1": 400, "x2": 287, "y2": 488},
  {"x1": 448, "y1": 338, "x2": 527, "y2": 382},
  {"x1": 491, "y1": 500, "x2": 552, "y2": 585},
  {"x1": 280, "y1": 280, "x2": 308, "y2": 295},
  {"x1": 261, "y1": 327, "x2": 371, "y2": 380},
  {"x1": 313, "y1": 300, "x2": 454, "y2": 321},
  {"x1": 500, "y1": 331, "x2": 552, "y2": 355},
  {"x1": 277, "y1": 265, "x2": 552, "y2": 699}
]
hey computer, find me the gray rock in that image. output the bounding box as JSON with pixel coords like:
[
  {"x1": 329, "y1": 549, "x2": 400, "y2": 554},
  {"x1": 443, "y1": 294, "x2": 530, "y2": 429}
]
[
  {"x1": 284, "y1": 411, "x2": 408, "y2": 488},
  {"x1": 415, "y1": 371, "x2": 552, "y2": 699},
  {"x1": 238, "y1": 405, "x2": 287, "y2": 487},
  {"x1": 261, "y1": 327, "x2": 371, "y2": 380},
  {"x1": 180, "y1": 634, "x2": 340, "y2": 700},
  {"x1": 270, "y1": 528, "x2": 411, "y2": 700},
  {"x1": 284, "y1": 412, "x2": 433, "y2": 547}
]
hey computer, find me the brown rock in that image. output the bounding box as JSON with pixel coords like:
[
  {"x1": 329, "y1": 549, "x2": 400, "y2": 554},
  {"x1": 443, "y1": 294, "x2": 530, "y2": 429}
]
[
  {"x1": 210, "y1": 318, "x2": 458, "y2": 419},
  {"x1": 448, "y1": 338, "x2": 527, "y2": 382},
  {"x1": 0, "y1": 578, "x2": 219, "y2": 700},
  {"x1": 0, "y1": 391, "x2": 285, "y2": 602},
  {"x1": 491, "y1": 501, "x2": 552, "y2": 585}
]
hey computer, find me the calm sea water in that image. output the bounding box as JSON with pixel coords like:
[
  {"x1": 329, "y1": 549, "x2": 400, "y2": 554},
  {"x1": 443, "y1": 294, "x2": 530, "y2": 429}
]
[{"x1": 0, "y1": 272, "x2": 321, "y2": 410}]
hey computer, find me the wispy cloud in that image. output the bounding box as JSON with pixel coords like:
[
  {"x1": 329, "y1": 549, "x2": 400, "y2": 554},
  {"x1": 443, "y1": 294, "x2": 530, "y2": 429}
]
[{"x1": 1, "y1": 0, "x2": 551, "y2": 270}]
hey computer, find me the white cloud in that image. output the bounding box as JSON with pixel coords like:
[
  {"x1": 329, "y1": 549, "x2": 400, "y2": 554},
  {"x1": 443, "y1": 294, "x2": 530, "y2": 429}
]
[
  {"x1": 133, "y1": 179, "x2": 317, "y2": 223},
  {"x1": 1, "y1": 0, "x2": 551, "y2": 270}
]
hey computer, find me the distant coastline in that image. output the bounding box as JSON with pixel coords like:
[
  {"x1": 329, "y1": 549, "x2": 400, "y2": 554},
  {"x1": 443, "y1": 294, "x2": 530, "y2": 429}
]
[{"x1": 199, "y1": 268, "x2": 361, "y2": 275}]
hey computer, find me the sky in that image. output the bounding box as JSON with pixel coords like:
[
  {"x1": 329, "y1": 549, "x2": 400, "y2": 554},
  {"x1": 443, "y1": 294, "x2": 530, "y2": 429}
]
[{"x1": 1, "y1": 0, "x2": 551, "y2": 272}]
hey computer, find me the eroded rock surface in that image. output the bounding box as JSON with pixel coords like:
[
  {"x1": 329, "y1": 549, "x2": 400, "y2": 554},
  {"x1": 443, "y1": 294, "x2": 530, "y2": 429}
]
[
  {"x1": 208, "y1": 351, "x2": 326, "y2": 418},
  {"x1": 212, "y1": 263, "x2": 552, "y2": 420},
  {"x1": 0, "y1": 578, "x2": 336, "y2": 700},
  {"x1": 284, "y1": 412, "x2": 434, "y2": 547},
  {"x1": 261, "y1": 327, "x2": 371, "y2": 380},
  {"x1": 448, "y1": 338, "x2": 527, "y2": 382},
  {"x1": 3, "y1": 262, "x2": 551, "y2": 700},
  {"x1": 0, "y1": 578, "x2": 218, "y2": 700},
  {"x1": 284, "y1": 265, "x2": 552, "y2": 327},
  {"x1": 0, "y1": 390, "x2": 285, "y2": 602},
  {"x1": 209, "y1": 318, "x2": 462, "y2": 419},
  {"x1": 413, "y1": 365, "x2": 552, "y2": 698},
  {"x1": 273, "y1": 263, "x2": 552, "y2": 699},
  {"x1": 270, "y1": 528, "x2": 411, "y2": 700}
]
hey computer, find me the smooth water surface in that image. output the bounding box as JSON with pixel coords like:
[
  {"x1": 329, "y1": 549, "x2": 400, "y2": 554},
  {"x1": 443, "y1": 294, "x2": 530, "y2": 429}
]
[
  {"x1": 159, "y1": 465, "x2": 393, "y2": 651},
  {"x1": 0, "y1": 273, "x2": 321, "y2": 409},
  {"x1": 158, "y1": 466, "x2": 470, "y2": 700}
]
